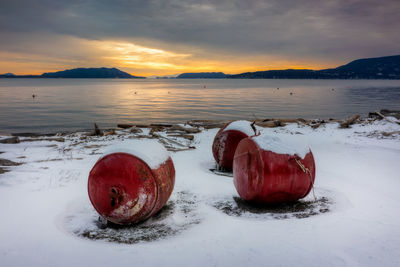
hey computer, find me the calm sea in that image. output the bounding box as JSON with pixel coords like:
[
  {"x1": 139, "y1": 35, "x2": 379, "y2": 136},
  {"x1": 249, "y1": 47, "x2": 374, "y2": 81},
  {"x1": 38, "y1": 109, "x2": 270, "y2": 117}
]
[{"x1": 0, "y1": 78, "x2": 399, "y2": 133}]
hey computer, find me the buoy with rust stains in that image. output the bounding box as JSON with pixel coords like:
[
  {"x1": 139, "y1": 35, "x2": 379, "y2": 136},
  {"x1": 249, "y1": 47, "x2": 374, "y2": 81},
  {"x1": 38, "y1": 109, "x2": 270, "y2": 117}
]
[
  {"x1": 212, "y1": 120, "x2": 256, "y2": 171},
  {"x1": 88, "y1": 140, "x2": 175, "y2": 225},
  {"x1": 233, "y1": 135, "x2": 315, "y2": 203}
]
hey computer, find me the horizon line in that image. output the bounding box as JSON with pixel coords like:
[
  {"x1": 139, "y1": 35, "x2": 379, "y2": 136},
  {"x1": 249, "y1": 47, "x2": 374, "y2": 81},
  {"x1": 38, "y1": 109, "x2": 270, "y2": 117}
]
[{"x1": 2, "y1": 54, "x2": 399, "y2": 77}]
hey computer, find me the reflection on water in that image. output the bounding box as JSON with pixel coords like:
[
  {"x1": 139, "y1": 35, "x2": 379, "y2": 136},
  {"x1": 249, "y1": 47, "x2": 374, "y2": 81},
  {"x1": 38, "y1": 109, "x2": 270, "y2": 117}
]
[{"x1": 0, "y1": 78, "x2": 399, "y2": 133}]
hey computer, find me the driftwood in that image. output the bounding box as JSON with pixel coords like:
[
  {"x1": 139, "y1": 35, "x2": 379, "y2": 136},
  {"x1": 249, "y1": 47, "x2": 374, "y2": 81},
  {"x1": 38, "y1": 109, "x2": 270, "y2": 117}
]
[
  {"x1": 170, "y1": 124, "x2": 201, "y2": 133},
  {"x1": 340, "y1": 115, "x2": 360, "y2": 128},
  {"x1": 261, "y1": 118, "x2": 308, "y2": 124},
  {"x1": 380, "y1": 109, "x2": 400, "y2": 119},
  {"x1": 85, "y1": 124, "x2": 116, "y2": 137},
  {"x1": 260, "y1": 118, "x2": 312, "y2": 124},
  {"x1": 129, "y1": 127, "x2": 143, "y2": 134},
  {"x1": 250, "y1": 121, "x2": 257, "y2": 134},
  {"x1": 369, "y1": 111, "x2": 385, "y2": 120},
  {"x1": 279, "y1": 118, "x2": 303, "y2": 123},
  {"x1": 255, "y1": 120, "x2": 286, "y2": 128},
  {"x1": 94, "y1": 123, "x2": 103, "y2": 136},
  {"x1": 149, "y1": 126, "x2": 165, "y2": 135},
  {"x1": 0, "y1": 167, "x2": 9, "y2": 174},
  {"x1": 148, "y1": 132, "x2": 196, "y2": 152},
  {"x1": 0, "y1": 157, "x2": 22, "y2": 175},
  {"x1": 11, "y1": 132, "x2": 59, "y2": 137},
  {"x1": 296, "y1": 118, "x2": 308, "y2": 124},
  {"x1": 157, "y1": 138, "x2": 193, "y2": 152},
  {"x1": 185, "y1": 117, "x2": 346, "y2": 130},
  {"x1": 117, "y1": 124, "x2": 134, "y2": 129},
  {"x1": 187, "y1": 120, "x2": 227, "y2": 129},
  {"x1": 150, "y1": 123, "x2": 173, "y2": 127},
  {"x1": 5, "y1": 112, "x2": 395, "y2": 149},
  {"x1": 167, "y1": 134, "x2": 195, "y2": 140},
  {"x1": 382, "y1": 131, "x2": 400, "y2": 137},
  {"x1": 311, "y1": 123, "x2": 322, "y2": 129},
  {"x1": 0, "y1": 136, "x2": 20, "y2": 144},
  {"x1": 253, "y1": 118, "x2": 322, "y2": 128},
  {"x1": 369, "y1": 109, "x2": 400, "y2": 121},
  {"x1": 118, "y1": 123, "x2": 153, "y2": 129},
  {"x1": 375, "y1": 111, "x2": 386, "y2": 120},
  {"x1": 164, "y1": 147, "x2": 196, "y2": 152},
  {"x1": 309, "y1": 119, "x2": 329, "y2": 129},
  {"x1": 202, "y1": 123, "x2": 227, "y2": 129},
  {"x1": 127, "y1": 135, "x2": 153, "y2": 139},
  {"x1": 152, "y1": 134, "x2": 187, "y2": 147},
  {"x1": 374, "y1": 111, "x2": 400, "y2": 124},
  {"x1": 103, "y1": 129, "x2": 116, "y2": 136},
  {"x1": 0, "y1": 158, "x2": 22, "y2": 166},
  {"x1": 21, "y1": 137, "x2": 65, "y2": 143}
]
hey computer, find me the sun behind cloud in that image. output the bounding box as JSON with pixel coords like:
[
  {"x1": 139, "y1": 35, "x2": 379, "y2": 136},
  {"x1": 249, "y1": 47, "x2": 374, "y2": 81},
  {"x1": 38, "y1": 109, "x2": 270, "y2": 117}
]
[
  {"x1": 0, "y1": 35, "x2": 335, "y2": 76},
  {"x1": 93, "y1": 41, "x2": 191, "y2": 72}
]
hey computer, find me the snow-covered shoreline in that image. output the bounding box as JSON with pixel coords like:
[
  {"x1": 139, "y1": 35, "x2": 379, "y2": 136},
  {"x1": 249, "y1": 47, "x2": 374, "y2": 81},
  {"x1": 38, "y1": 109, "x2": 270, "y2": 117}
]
[{"x1": 0, "y1": 119, "x2": 399, "y2": 266}]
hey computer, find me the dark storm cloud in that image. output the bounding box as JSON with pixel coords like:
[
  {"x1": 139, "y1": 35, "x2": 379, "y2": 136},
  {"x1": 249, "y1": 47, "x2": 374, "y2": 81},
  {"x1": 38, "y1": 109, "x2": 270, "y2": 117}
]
[{"x1": 1, "y1": 0, "x2": 399, "y2": 62}]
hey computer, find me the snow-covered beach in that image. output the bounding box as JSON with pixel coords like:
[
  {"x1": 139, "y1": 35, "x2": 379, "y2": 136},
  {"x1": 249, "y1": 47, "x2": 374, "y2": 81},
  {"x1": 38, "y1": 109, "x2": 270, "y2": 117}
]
[{"x1": 0, "y1": 118, "x2": 399, "y2": 266}]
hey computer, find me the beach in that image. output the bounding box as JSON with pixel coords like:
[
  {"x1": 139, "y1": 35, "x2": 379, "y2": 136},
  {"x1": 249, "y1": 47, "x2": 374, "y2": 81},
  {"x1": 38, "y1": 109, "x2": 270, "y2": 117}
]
[{"x1": 0, "y1": 115, "x2": 399, "y2": 266}]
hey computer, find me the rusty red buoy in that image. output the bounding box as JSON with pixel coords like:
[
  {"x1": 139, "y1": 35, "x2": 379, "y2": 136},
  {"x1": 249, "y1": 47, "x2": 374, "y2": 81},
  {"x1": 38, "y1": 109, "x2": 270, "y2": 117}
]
[
  {"x1": 212, "y1": 120, "x2": 256, "y2": 171},
  {"x1": 233, "y1": 135, "x2": 315, "y2": 203},
  {"x1": 88, "y1": 140, "x2": 175, "y2": 225}
]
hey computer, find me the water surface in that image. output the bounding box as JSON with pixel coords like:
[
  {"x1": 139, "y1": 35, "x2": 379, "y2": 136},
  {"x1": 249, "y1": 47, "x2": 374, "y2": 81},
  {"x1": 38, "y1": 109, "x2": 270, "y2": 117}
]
[{"x1": 0, "y1": 78, "x2": 399, "y2": 133}]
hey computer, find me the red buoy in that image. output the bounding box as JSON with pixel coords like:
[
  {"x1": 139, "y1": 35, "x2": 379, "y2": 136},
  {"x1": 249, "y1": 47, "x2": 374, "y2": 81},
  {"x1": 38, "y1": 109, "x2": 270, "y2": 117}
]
[
  {"x1": 212, "y1": 120, "x2": 256, "y2": 171},
  {"x1": 233, "y1": 135, "x2": 315, "y2": 203},
  {"x1": 88, "y1": 140, "x2": 175, "y2": 225}
]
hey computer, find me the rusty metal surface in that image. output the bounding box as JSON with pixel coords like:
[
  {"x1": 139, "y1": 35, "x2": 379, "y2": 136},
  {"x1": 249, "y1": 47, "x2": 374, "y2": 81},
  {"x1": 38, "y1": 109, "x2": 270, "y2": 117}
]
[
  {"x1": 88, "y1": 152, "x2": 175, "y2": 225},
  {"x1": 212, "y1": 123, "x2": 250, "y2": 171},
  {"x1": 233, "y1": 137, "x2": 316, "y2": 203},
  {"x1": 147, "y1": 157, "x2": 175, "y2": 219}
]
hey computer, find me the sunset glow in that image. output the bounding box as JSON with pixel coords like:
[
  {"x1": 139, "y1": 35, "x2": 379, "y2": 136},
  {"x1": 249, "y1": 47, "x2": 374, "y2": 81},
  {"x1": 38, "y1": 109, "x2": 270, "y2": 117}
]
[
  {"x1": 0, "y1": 0, "x2": 398, "y2": 76},
  {"x1": 0, "y1": 38, "x2": 336, "y2": 76}
]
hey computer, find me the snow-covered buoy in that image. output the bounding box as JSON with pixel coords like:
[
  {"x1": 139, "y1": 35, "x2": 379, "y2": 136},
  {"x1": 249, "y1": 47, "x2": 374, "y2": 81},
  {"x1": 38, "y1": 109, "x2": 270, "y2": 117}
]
[
  {"x1": 212, "y1": 120, "x2": 256, "y2": 171},
  {"x1": 88, "y1": 140, "x2": 175, "y2": 225},
  {"x1": 233, "y1": 135, "x2": 315, "y2": 203}
]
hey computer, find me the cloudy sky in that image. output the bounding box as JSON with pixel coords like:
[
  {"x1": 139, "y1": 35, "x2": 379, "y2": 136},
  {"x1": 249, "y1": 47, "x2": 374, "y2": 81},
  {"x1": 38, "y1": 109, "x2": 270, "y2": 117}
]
[{"x1": 0, "y1": 0, "x2": 399, "y2": 76}]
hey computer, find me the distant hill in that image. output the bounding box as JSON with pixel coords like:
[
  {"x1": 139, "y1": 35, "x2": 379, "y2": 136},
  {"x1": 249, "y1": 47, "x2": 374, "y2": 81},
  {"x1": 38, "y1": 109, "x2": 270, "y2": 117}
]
[
  {"x1": 1, "y1": 55, "x2": 400, "y2": 79},
  {"x1": 177, "y1": 72, "x2": 227, "y2": 78},
  {"x1": 147, "y1": 74, "x2": 180, "y2": 79},
  {"x1": 228, "y1": 55, "x2": 400, "y2": 79},
  {"x1": 0, "y1": 73, "x2": 16, "y2": 78},
  {"x1": 227, "y1": 69, "x2": 319, "y2": 79},
  {"x1": 41, "y1": 67, "x2": 143, "y2": 78},
  {"x1": 0, "y1": 73, "x2": 40, "y2": 78},
  {"x1": 317, "y1": 55, "x2": 400, "y2": 79}
]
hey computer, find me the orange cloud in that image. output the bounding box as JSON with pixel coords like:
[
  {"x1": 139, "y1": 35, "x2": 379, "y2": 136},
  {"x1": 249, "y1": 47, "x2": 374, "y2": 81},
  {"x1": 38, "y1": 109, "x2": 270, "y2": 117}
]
[{"x1": 0, "y1": 37, "x2": 336, "y2": 76}]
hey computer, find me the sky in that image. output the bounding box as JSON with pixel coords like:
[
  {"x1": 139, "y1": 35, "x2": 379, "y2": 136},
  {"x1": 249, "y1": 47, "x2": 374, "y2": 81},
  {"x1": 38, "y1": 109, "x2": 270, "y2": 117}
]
[{"x1": 0, "y1": 0, "x2": 399, "y2": 76}]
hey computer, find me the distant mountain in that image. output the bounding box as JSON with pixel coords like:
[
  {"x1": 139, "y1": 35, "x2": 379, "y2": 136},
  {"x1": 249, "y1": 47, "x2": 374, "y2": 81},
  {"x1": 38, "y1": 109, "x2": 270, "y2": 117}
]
[
  {"x1": 228, "y1": 55, "x2": 400, "y2": 79},
  {"x1": 147, "y1": 74, "x2": 180, "y2": 79},
  {"x1": 317, "y1": 55, "x2": 400, "y2": 79},
  {"x1": 41, "y1": 67, "x2": 143, "y2": 78},
  {"x1": 1, "y1": 55, "x2": 399, "y2": 79},
  {"x1": 0, "y1": 73, "x2": 16, "y2": 77},
  {"x1": 177, "y1": 72, "x2": 227, "y2": 78},
  {"x1": 227, "y1": 69, "x2": 319, "y2": 79}
]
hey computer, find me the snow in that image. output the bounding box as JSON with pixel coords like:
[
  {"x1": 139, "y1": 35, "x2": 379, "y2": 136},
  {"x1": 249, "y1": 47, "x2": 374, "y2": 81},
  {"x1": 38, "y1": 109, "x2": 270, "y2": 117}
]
[
  {"x1": 252, "y1": 134, "x2": 310, "y2": 158},
  {"x1": 0, "y1": 120, "x2": 400, "y2": 267},
  {"x1": 385, "y1": 116, "x2": 400, "y2": 124},
  {"x1": 102, "y1": 139, "x2": 169, "y2": 169},
  {"x1": 223, "y1": 120, "x2": 256, "y2": 136}
]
